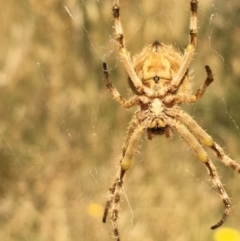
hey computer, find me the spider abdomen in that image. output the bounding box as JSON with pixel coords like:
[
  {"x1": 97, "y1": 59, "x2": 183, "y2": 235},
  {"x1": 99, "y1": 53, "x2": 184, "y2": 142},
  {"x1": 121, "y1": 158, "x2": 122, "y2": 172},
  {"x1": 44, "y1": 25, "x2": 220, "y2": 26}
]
[{"x1": 131, "y1": 42, "x2": 192, "y2": 95}]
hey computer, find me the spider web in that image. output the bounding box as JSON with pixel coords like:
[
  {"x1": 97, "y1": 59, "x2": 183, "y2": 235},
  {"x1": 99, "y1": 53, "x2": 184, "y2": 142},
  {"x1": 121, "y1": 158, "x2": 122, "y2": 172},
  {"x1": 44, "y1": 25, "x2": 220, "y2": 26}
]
[{"x1": 0, "y1": 1, "x2": 240, "y2": 241}]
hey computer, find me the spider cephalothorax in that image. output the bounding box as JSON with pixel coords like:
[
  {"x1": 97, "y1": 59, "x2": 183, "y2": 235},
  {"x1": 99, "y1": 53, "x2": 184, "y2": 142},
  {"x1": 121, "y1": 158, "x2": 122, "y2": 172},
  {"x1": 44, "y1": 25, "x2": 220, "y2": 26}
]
[{"x1": 102, "y1": 1, "x2": 240, "y2": 241}]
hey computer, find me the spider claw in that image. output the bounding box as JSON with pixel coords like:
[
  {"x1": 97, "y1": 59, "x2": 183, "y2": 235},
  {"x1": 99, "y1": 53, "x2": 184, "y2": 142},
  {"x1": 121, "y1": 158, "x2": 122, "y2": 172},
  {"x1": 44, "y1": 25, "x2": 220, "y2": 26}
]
[
  {"x1": 210, "y1": 206, "x2": 232, "y2": 230},
  {"x1": 211, "y1": 221, "x2": 224, "y2": 230},
  {"x1": 102, "y1": 215, "x2": 107, "y2": 223}
]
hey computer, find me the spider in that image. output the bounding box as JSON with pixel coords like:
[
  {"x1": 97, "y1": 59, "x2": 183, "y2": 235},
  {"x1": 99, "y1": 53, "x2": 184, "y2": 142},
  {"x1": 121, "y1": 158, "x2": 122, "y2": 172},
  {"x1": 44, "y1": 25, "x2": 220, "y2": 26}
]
[{"x1": 102, "y1": 1, "x2": 240, "y2": 240}]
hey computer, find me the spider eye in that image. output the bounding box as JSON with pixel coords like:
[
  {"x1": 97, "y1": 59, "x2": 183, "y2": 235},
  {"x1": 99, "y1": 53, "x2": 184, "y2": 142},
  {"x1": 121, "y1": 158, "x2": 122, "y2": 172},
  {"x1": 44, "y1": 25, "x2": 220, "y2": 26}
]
[{"x1": 153, "y1": 76, "x2": 160, "y2": 83}]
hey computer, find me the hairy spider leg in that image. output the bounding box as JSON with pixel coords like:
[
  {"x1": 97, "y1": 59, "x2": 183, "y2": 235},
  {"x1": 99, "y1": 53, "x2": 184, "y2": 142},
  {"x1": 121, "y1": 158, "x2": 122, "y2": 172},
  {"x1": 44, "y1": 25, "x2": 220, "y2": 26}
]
[
  {"x1": 166, "y1": 116, "x2": 232, "y2": 229},
  {"x1": 177, "y1": 110, "x2": 240, "y2": 174},
  {"x1": 103, "y1": 118, "x2": 148, "y2": 241},
  {"x1": 164, "y1": 65, "x2": 214, "y2": 105},
  {"x1": 112, "y1": 0, "x2": 160, "y2": 98},
  {"x1": 170, "y1": 0, "x2": 198, "y2": 92},
  {"x1": 103, "y1": 62, "x2": 151, "y2": 108}
]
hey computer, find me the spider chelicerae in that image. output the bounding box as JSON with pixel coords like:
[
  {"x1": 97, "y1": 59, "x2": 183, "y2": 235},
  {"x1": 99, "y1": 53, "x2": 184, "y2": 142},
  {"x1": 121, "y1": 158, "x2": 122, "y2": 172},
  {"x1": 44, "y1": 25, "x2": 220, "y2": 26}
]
[{"x1": 102, "y1": 0, "x2": 240, "y2": 240}]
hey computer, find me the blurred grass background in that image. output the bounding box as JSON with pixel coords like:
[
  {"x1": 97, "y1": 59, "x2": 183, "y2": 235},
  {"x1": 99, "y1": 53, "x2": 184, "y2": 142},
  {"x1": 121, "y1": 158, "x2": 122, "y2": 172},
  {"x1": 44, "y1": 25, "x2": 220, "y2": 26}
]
[{"x1": 0, "y1": 0, "x2": 240, "y2": 240}]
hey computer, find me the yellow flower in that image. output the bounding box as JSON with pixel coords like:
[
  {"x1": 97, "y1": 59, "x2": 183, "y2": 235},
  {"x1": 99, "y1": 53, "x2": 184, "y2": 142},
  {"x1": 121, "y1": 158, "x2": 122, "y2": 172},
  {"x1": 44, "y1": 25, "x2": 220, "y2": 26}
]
[
  {"x1": 87, "y1": 203, "x2": 103, "y2": 218},
  {"x1": 214, "y1": 228, "x2": 240, "y2": 241}
]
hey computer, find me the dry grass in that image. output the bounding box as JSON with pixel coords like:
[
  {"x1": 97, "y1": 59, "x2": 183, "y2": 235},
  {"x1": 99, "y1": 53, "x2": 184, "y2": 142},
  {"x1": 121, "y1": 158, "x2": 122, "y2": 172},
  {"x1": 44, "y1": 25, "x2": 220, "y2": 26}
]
[{"x1": 0, "y1": 0, "x2": 240, "y2": 240}]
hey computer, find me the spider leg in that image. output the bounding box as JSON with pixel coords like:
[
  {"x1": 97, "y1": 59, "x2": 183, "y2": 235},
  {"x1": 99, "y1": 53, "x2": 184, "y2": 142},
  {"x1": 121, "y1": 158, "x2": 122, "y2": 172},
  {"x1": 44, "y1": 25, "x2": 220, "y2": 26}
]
[
  {"x1": 112, "y1": 1, "x2": 155, "y2": 97},
  {"x1": 169, "y1": 0, "x2": 198, "y2": 92},
  {"x1": 166, "y1": 116, "x2": 232, "y2": 229},
  {"x1": 102, "y1": 170, "x2": 122, "y2": 241},
  {"x1": 176, "y1": 109, "x2": 240, "y2": 173},
  {"x1": 103, "y1": 62, "x2": 150, "y2": 108},
  {"x1": 164, "y1": 65, "x2": 214, "y2": 104},
  {"x1": 122, "y1": 115, "x2": 140, "y2": 156},
  {"x1": 170, "y1": 46, "x2": 195, "y2": 92},
  {"x1": 112, "y1": 1, "x2": 142, "y2": 92},
  {"x1": 190, "y1": 0, "x2": 198, "y2": 47},
  {"x1": 102, "y1": 116, "x2": 139, "y2": 224},
  {"x1": 194, "y1": 65, "x2": 214, "y2": 100},
  {"x1": 103, "y1": 118, "x2": 148, "y2": 241},
  {"x1": 205, "y1": 161, "x2": 232, "y2": 229}
]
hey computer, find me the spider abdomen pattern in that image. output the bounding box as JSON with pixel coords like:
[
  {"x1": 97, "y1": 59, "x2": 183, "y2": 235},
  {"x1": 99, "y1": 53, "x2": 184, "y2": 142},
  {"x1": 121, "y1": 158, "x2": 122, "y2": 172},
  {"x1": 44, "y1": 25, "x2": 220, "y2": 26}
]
[{"x1": 133, "y1": 41, "x2": 191, "y2": 96}]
